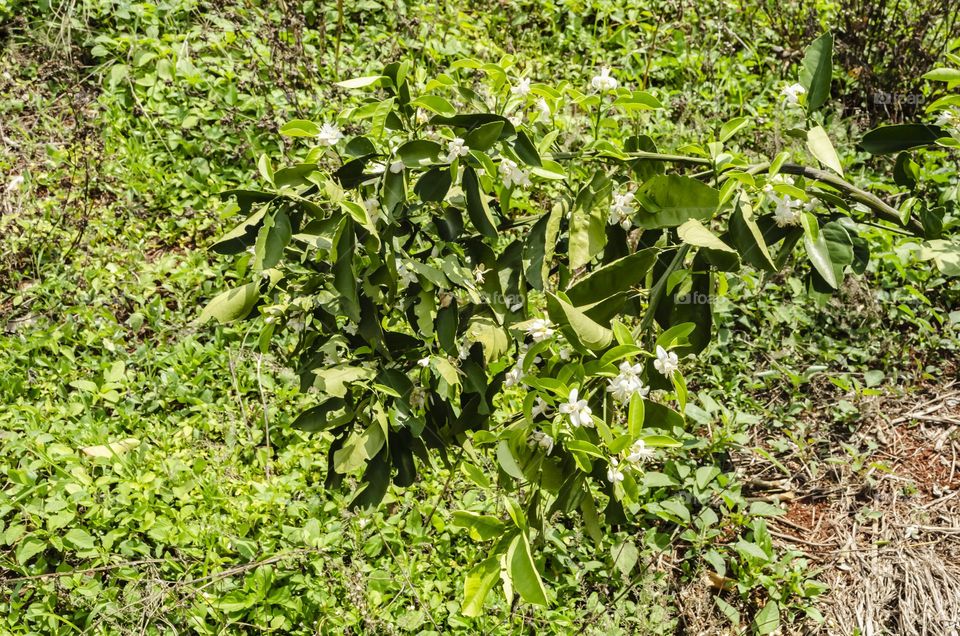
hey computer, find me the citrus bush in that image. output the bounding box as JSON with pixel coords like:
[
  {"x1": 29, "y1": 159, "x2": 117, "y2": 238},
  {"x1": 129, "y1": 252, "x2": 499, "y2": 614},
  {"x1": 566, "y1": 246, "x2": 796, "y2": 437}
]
[{"x1": 203, "y1": 34, "x2": 958, "y2": 623}]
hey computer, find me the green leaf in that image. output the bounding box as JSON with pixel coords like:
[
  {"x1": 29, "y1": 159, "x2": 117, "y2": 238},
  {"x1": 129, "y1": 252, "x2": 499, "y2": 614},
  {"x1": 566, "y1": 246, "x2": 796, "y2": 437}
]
[
  {"x1": 612, "y1": 540, "x2": 639, "y2": 576},
  {"x1": 462, "y1": 556, "x2": 501, "y2": 617},
  {"x1": 860, "y1": 124, "x2": 945, "y2": 154},
  {"x1": 749, "y1": 502, "x2": 786, "y2": 517},
  {"x1": 728, "y1": 203, "x2": 776, "y2": 272},
  {"x1": 279, "y1": 119, "x2": 321, "y2": 138},
  {"x1": 199, "y1": 283, "x2": 258, "y2": 324},
  {"x1": 292, "y1": 398, "x2": 353, "y2": 432},
  {"x1": 628, "y1": 393, "x2": 645, "y2": 438},
  {"x1": 466, "y1": 315, "x2": 509, "y2": 363},
  {"x1": 496, "y1": 441, "x2": 525, "y2": 480},
  {"x1": 719, "y1": 116, "x2": 750, "y2": 142},
  {"x1": 464, "y1": 121, "x2": 504, "y2": 152},
  {"x1": 800, "y1": 32, "x2": 833, "y2": 113},
  {"x1": 335, "y1": 75, "x2": 384, "y2": 89},
  {"x1": 569, "y1": 172, "x2": 612, "y2": 269},
  {"x1": 923, "y1": 67, "x2": 960, "y2": 82},
  {"x1": 452, "y1": 511, "x2": 505, "y2": 541},
  {"x1": 410, "y1": 95, "x2": 456, "y2": 117},
  {"x1": 414, "y1": 166, "x2": 452, "y2": 202},
  {"x1": 806, "y1": 125, "x2": 843, "y2": 175},
  {"x1": 634, "y1": 175, "x2": 719, "y2": 229},
  {"x1": 678, "y1": 218, "x2": 735, "y2": 252},
  {"x1": 65, "y1": 528, "x2": 96, "y2": 551},
  {"x1": 641, "y1": 435, "x2": 681, "y2": 448},
  {"x1": 397, "y1": 139, "x2": 442, "y2": 167},
  {"x1": 695, "y1": 465, "x2": 721, "y2": 489},
  {"x1": 514, "y1": 130, "x2": 542, "y2": 167},
  {"x1": 546, "y1": 293, "x2": 613, "y2": 351},
  {"x1": 507, "y1": 533, "x2": 549, "y2": 606},
  {"x1": 801, "y1": 214, "x2": 838, "y2": 289},
  {"x1": 755, "y1": 601, "x2": 781, "y2": 635},
  {"x1": 566, "y1": 248, "x2": 657, "y2": 306},
  {"x1": 463, "y1": 166, "x2": 498, "y2": 238}
]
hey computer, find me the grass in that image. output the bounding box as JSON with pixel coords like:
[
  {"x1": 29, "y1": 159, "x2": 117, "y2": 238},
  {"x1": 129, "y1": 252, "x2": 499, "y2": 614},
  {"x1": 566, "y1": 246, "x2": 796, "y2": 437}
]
[{"x1": 1, "y1": 1, "x2": 958, "y2": 633}]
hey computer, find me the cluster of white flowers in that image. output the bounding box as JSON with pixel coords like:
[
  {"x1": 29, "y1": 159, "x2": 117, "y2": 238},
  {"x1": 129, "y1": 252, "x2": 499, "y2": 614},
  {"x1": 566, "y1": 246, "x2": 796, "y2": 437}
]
[
  {"x1": 498, "y1": 157, "x2": 531, "y2": 189},
  {"x1": 608, "y1": 190, "x2": 636, "y2": 230},
  {"x1": 472, "y1": 263, "x2": 488, "y2": 284},
  {"x1": 781, "y1": 83, "x2": 806, "y2": 107},
  {"x1": 762, "y1": 173, "x2": 795, "y2": 193},
  {"x1": 559, "y1": 388, "x2": 593, "y2": 428},
  {"x1": 770, "y1": 193, "x2": 803, "y2": 227},
  {"x1": 625, "y1": 439, "x2": 654, "y2": 464},
  {"x1": 317, "y1": 122, "x2": 344, "y2": 146},
  {"x1": 606, "y1": 360, "x2": 649, "y2": 404},
  {"x1": 653, "y1": 345, "x2": 679, "y2": 377},
  {"x1": 591, "y1": 67, "x2": 618, "y2": 92},
  {"x1": 527, "y1": 429, "x2": 554, "y2": 454},
  {"x1": 607, "y1": 440, "x2": 657, "y2": 483},
  {"x1": 511, "y1": 77, "x2": 531, "y2": 97},
  {"x1": 606, "y1": 457, "x2": 624, "y2": 483},
  {"x1": 443, "y1": 137, "x2": 470, "y2": 163},
  {"x1": 526, "y1": 318, "x2": 555, "y2": 342}
]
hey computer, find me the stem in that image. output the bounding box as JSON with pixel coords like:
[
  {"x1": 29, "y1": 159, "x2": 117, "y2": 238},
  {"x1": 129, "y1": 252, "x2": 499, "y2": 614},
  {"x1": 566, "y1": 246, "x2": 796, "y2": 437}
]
[
  {"x1": 778, "y1": 163, "x2": 923, "y2": 235},
  {"x1": 547, "y1": 150, "x2": 922, "y2": 235}
]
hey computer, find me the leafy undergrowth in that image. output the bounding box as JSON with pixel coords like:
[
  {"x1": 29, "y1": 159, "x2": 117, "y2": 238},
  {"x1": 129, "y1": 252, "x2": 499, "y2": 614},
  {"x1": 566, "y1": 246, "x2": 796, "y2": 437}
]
[{"x1": 1, "y1": 1, "x2": 958, "y2": 634}]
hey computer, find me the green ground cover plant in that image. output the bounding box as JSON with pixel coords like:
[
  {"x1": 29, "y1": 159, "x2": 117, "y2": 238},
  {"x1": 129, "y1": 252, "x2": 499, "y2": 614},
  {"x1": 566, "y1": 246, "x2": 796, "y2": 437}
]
[{"x1": 1, "y1": 1, "x2": 958, "y2": 634}]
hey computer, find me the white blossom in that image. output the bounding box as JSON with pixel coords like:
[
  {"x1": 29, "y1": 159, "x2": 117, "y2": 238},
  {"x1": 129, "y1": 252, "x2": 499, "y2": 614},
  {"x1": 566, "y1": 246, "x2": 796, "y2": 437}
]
[
  {"x1": 389, "y1": 160, "x2": 405, "y2": 174},
  {"x1": 498, "y1": 157, "x2": 531, "y2": 189},
  {"x1": 781, "y1": 83, "x2": 806, "y2": 107},
  {"x1": 771, "y1": 193, "x2": 803, "y2": 227},
  {"x1": 527, "y1": 429, "x2": 554, "y2": 454},
  {"x1": 606, "y1": 457, "x2": 624, "y2": 483},
  {"x1": 397, "y1": 262, "x2": 418, "y2": 288},
  {"x1": 363, "y1": 197, "x2": 379, "y2": 222},
  {"x1": 369, "y1": 163, "x2": 386, "y2": 174},
  {"x1": 511, "y1": 77, "x2": 531, "y2": 97},
  {"x1": 606, "y1": 360, "x2": 648, "y2": 404},
  {"x1": 317, "y1": 122, "x2": 344, "y2": 146},
  {"x1": 526, "y1": 318, "x2": 555, "y2": 342},
  {"x1": 558, "y1": 347, "x2": 572, "y2": 361},
  {"x1": 505, "y1": 364, "x2": 523, "y2": 387},
  {"x1": 531, "y1": 396, "x2": 549, "y2": 419},
  {"x1": 935, "y1": 109, "x2": 957, "y2": 129},
  {"x1": 625, "y1": 439, "x2": 654, "y2": 464},
  {"x1": 409, "y1": 386, "x2": 426, "y2": 410},
  {"x1": 608, "y1": 190, "x2": 636, "y2": 230},
  {"x1": 473, "y1": 264, "x2": 488, "y2": 284},
  {"x1": 443, "y1": 137, "x2": 470, "y2": 163},
  {"x1": 417, "y1": 357, "x2": 430, "y2": 368},
  {"x1": 591, "y1": 67, "x2": 618, "y2": 92},
  {"x1": 342, "y1": 323, "x2": 357, "y2": 336},
  {"x1": 508, "y1": 113, "x2": 523, "y2": 127},
  {"x1": 653, "y1": 345, "x2": 679, "y2": 377},
  {"x1": 559, "y1": 388, "x2": 593, "y2": 428},
  {"x1": 537, "y1": 98, "x2": 551, "y2": 117}
]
